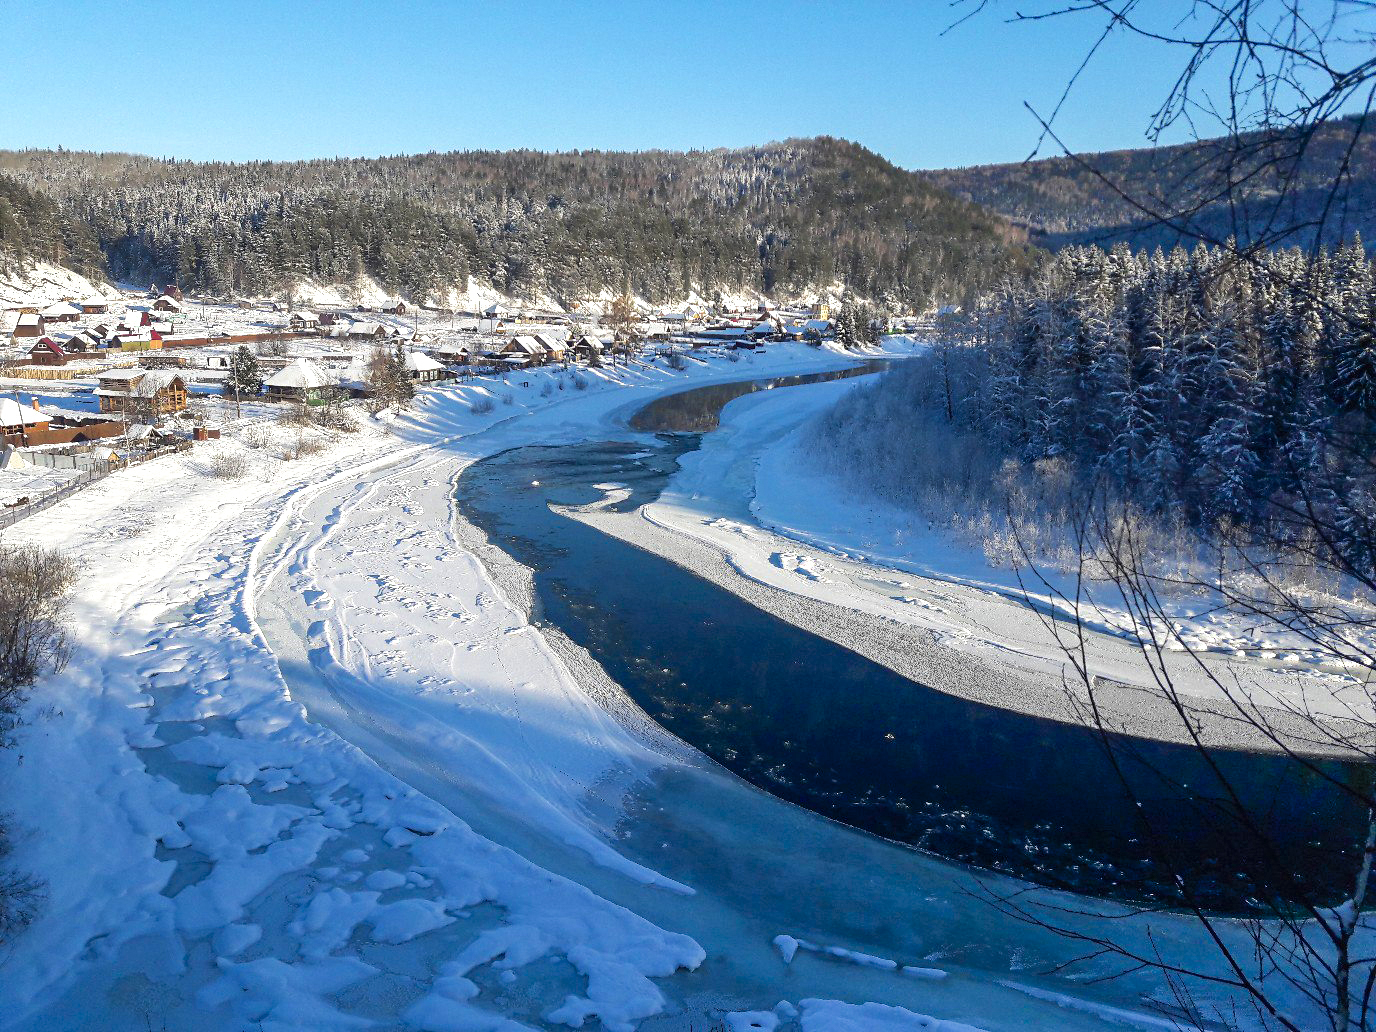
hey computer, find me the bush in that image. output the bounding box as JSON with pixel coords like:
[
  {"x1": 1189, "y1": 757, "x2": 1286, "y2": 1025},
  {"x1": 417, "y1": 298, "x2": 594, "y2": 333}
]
[
  {"x1": 0, "y1": 545, "x2": 75, "y2": 942},
  {"x1": 208, "y1": 450, "x2": 249, "y2": 480},
  {"x1": 572, "y1": 372, "x2": 589, "y2": 391},
  {"x1": 0, "y1": 545, "x2": 77, "y2": 735},
  {"x1": 664, "y1": 350, "x2": 687, "y2": 371},
  {"x1": 0, "y1": 809, "x2": 40, "y2": 946},
  {"x1": 241, "y1": 425, "x2": 271, "y2": 450},
  {"x1": 470, "y1": 394, "x2": 495, "y2": 414},
  {"x1": 280, "y1": 430, "x2": 325, "y2": 461}
]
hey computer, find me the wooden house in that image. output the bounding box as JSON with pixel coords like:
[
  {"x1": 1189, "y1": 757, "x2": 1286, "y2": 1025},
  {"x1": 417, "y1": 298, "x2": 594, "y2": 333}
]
[
  {"x1": 428, "y1": 342, "x2": 473, "y2": 366},
  {"x1": 117, "y1": 332, "x2": 162, "y2": 352},
  {"x1": 381, "y1": 299, "x2": 407, "y2": 316},
  {"x1": 572, "y1": 334, "x2": 605, "y2": 361},
  {"x1": 346, "y1": 321, "x2": 390, "y2": 341},
  {"x1": 0, "y1": 398, "x2": 52, "y2": 441},
  {"x1": 39, "y1": 301, "x2": 82, "y2": 323},
  {"x1": 264, "y1": 359, "x2": 335, "y2": 403},
  {"x1": 533, "y1": 333, "x2": 567, "y2": 363},
  {"x1": 403, "y1": 352, "x2": 448, "y2": 382},
  {"x1": 81, "y1": 298, "x2": 109, "y2": 314},
  {"x1": 11, "y1": 312, "x2": 44, "y2": 339},
  {"x1": 64, "y1": 330, "x2": 99, "y2": 353},
  {"x1": 152, "y1": 295, "x2": 183, "y2": 313},
  {"x1": 94, "y1": 369, "x2": 188, "y2": 420},
  {"x1": 502, "y1": 335, "x2": 546, "y2": 365},
  {"x1": 27, "y1": 337, "x2": 69, "y2": 366},
  {"x1": 289, "y1": 311, "x2": 320, "y2": 330}
]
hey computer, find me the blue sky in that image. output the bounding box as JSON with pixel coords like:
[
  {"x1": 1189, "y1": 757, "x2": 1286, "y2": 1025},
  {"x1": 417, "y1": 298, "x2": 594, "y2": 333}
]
[{"x1": 0, "y1": 1, "x2": 1280, "y2": 169}]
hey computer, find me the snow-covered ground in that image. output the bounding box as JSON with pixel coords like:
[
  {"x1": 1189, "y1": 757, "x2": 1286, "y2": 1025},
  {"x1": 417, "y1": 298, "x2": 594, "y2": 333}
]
[{"x1": 0, "y1": 340, "x2": 1351, "y2": 1031}]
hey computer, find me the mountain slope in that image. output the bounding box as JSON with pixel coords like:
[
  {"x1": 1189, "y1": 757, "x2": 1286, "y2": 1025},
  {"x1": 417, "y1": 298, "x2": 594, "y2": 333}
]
[
  {"x1": 0, "y1": 140, "x2": 1036, "y2": 309},
  {"x1": 0, "y1": 174, "x2": 105, "y2": 282},
  {"x1": 921, "y1": 115, "x2": 1376, "y2": 252}
]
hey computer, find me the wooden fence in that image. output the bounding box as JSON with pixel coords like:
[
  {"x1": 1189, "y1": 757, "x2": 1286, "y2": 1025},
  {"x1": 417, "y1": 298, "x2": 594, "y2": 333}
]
[{"x1": 0, "y1": 441, "x2": 191, "y2": 530}]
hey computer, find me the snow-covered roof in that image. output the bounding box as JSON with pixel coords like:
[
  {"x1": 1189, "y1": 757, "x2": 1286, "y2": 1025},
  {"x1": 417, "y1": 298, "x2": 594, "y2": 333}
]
[
  {"x1": 0, "y1": 398, "x2": 53, "y2": 427},
  {"x1": 290, "y1": 310, "x2": 320, "y2": 322},
  {"x1": 575, "y1": 334, "x2": 604, "y2": 351},
  {"x1": 132, "y1": 371, "x2": 183, "y2": 397},
  {"x1": 154, "y1": 295, "x2": 183, "y2": 310},
  {"x1": 39, "y1": 301, "x2": 81, "y2": 319},
  {"x1": 15, "y1": 312, "x2": 41, "y2": 328},
  {"x1": 508, "y1": 335, "x2": 544, "y2": 355},
  {"x1": 404, "y1": 352, "x2": 445, "y2": 373},
  {"x1": 264, "y1": 358, "x2": 333, "y2": 391},
  {"x1": 96, "y1": 368, "x2": 145, "y2": 383}
]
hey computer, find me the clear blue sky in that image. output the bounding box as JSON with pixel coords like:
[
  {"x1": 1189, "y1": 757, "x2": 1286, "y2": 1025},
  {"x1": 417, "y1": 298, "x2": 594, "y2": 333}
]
[{"x1": 0, "y1": 1, "x2": 1272, "y2": 169}]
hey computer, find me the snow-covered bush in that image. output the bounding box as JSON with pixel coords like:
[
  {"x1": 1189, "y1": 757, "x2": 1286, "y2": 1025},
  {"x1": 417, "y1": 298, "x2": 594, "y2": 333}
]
[
  {"x1": 0, "y1": 545, "x2": 76, "y2": 941},
  {"x1": 470, "y1": 394, "x2": 496, "y2": 414},
  {"x1": 207, "y1": 450, "x2": 250, "y2": 480}
]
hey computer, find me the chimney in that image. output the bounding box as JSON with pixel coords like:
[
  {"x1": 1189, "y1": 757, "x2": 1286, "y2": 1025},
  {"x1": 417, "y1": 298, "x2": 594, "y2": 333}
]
[
  {"x1": 193, "y1": 426, "x2": 207, "y2": 442},
  {"x1": 31, "y1": 399, "x2": 40, "y2": 410}
]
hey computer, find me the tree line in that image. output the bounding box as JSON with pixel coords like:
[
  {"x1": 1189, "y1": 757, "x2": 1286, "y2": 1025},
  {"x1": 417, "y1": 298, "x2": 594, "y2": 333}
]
[
  {"x1": 858, "y1": 240, "x2": 1376, "y2": 567},
  {"x1": 0, "y1": 139, "x2": 1037, "y2": 309}
]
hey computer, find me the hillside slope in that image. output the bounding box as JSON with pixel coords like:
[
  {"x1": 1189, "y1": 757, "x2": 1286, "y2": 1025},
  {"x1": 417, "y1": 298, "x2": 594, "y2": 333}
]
[
  {"x1": 922, "y1": 115, "x2": 1376, "y2": 252},
  {"x1": 0, "y1": 140, "x2": 1036, "y2": 309}
]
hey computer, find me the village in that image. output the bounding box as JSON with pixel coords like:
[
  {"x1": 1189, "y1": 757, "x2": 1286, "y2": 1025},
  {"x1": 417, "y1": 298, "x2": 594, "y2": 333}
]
[{"x1": 0, "y1": 282, "x2": 916, "y2": 520}]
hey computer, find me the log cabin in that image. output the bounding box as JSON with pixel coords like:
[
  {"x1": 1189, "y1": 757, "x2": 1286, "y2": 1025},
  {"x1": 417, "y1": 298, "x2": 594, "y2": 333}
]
[{"x1": 94, "y1": 369, "x2": 188, "y2": 420}]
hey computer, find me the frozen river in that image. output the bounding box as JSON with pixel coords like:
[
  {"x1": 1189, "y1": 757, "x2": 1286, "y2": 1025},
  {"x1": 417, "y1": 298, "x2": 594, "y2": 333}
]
[{"x1": 457, "y1": 369, "x2": 1366, "y2": 911}]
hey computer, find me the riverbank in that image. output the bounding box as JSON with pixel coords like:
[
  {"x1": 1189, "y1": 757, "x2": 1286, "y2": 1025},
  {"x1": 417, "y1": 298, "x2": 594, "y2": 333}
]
[{"x1": 635, "y1": 373, "x2": 1370, "y2": 757}]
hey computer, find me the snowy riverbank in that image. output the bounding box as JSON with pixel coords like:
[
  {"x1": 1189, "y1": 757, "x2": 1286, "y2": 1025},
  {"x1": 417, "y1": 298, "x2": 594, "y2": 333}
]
[
  {"x1": 0, "y1": 341, "x2": 1346, "y2": 1031},
  {"x1": 637, "y1": 371, "x2": 1370, "y2": 753}
]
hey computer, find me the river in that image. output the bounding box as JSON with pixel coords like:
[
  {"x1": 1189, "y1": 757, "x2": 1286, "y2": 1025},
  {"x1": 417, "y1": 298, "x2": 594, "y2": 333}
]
[{"x1": 455, "y1": 365, "x2": 1370, "y2": 911}]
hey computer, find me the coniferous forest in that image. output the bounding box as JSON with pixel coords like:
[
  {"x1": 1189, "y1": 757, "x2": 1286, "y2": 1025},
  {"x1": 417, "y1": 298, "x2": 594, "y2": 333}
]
[
  {"x1": 0, "y1": 139, "x2": 1036, "y2": 307},
  {"x1": 813, "y1": 240, "x2": 1376, "y2": 571},
  {"x1": 0, "y1": 175, "x2": 104, "y2": 280}
]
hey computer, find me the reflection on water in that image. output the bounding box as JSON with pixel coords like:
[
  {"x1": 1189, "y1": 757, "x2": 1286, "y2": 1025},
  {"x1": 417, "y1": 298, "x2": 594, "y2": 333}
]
[{"x1": 458, "y1": 371, "x2": 1370, "y2": 910}]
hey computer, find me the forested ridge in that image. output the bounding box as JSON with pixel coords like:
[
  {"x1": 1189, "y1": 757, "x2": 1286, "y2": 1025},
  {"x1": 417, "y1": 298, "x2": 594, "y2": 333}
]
[
  {"x1": 922, "y1": 115, "x2": 1376, "y2": 254},
  {"x1": 0, "y1": 139, "x2": 1035, "y2": 307},
  {"x1": 0, "y1": 175, "x2": 104, "y2": 281},
  {"x1": 812, "y1": 241, "x2": 1376, "y2": 572}
]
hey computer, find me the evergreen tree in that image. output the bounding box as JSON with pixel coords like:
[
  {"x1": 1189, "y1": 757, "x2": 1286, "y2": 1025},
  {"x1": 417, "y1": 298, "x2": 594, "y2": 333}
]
[{"x1": 225, "y1": 346, "x2": 262, "y2": 398}]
